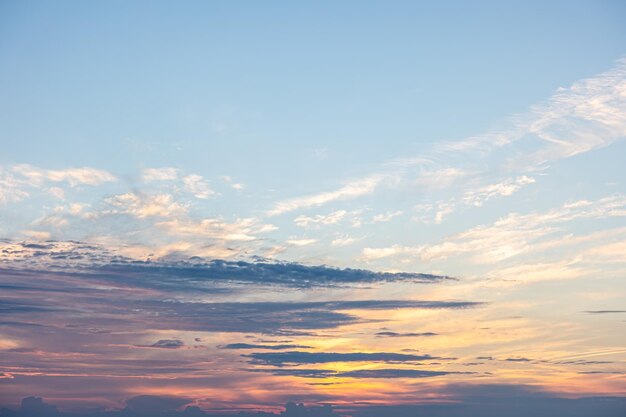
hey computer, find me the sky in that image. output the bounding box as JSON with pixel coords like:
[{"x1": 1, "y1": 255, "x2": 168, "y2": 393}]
[{"x1": 1, "y1": 1, "x2": 626, "y2": 416}]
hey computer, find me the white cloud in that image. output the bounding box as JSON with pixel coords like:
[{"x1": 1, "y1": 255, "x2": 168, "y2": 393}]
[
  {"x1": 221, "y1": 175, "x2": 245, "y2": 190},
  {"x1": 267, "y1": 59, "x2": 626, "y2": 219},
  {"x1": 331, "y1": 236, "x2": 362, "y2": 247},
  {"x1": 363, "y1": 194, "x2": 626, "y2": 263},
  {"x1": 54, "y1": 203, "x2": 88, "y2": 216},
  {"x1": 294, "y1": 210, "x2": 347, "y2": 228},
  {"x1": 142, "y1": 167, "x2": 179, "y2": 182},
  {"x1": 372, "y1": 211, "x2": 403, "y2": 223},
  {"x1": 264, "y1": 245, "x2": 287, "y2": 258},
  {"x1": 12, "y1": 164, "x2": 117, "y2": 186},
  {"x1": 463, "y1": 176, "x2": 536, "y2": 207},
  {"x1": 20, "y1": 230, "x2": 52, "y2": 240},
  {"x1": 104, "y1": 192, "x2": 188, "y2": 219},
  {"x1": 0, "y1": 174, "x2": 29, "y2": 204},
  {"x1": 414, "y1": 167, "x2": 468, "y2": 189},
  {"x1": 433, "y1": 203, "x2": 455, "y2": 224},
  {"x1": 286, "y1": 238, "x2": 318, "y2": 247},
  {"x1": 158, "y1": 217, "x2": 276, "y2": 241},
  {"x1": 48, "y1": 187, "x2": 65, "y2": 200},
  {"x1": 183, "y1": 174, "x2": 217, "y2": 199},
  {"x1": 269, "y1": 174, "x2": 384, "y2": 216}
]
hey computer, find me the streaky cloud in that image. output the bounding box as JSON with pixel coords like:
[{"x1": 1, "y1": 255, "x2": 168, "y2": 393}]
[
  {"x1": 583, "y1": 310, "x2": 626, "y2": 314},
  {"x1": 1, "y1": 240, "x2": 455, "y2": 289},
  {"x1": 375, "y1": 331, "x2": 438, "y2": 337},
  {"x1": 244, "y1": 351, "x2": 445, "y2": 366},
  {"x1": 219, "y1": 343, "x2": 312, "y2": 350}
]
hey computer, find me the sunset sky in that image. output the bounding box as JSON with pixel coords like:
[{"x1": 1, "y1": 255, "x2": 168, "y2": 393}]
[{"x1": 1, "y1": 1, "x2": 626, "y2": 416}]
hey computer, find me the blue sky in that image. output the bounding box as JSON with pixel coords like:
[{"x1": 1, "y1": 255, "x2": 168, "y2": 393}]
[{"x1": 1, "y1": 1, "x2": 626, "y2": 415}]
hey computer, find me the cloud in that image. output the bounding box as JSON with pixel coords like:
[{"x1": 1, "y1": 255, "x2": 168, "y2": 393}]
[
  {"x1": 12, "y1": 164, "x2": 117, "y2": 187},
  {"x1": 583, "y1": 310, "x2": 626, "y2": 314},
  {"x1": 372, "y1": 211, "x2": 403, "y2": 223},
  {"x1": 119, "y1": 299, "x2": 476, "y2": 334},
  {"x1": 0, "y1": 171, "x2": 29, "y2": 204},
  {"x1": 331, "y1": 236, "x2": 362, "y2": 247},
  {"x1": 125, "y1": 395, "x2": 191, "y2": 413},
  {"x1": 3, "y1": 392, "x2": 626, "y2": 417},
  {"x1": 19, "y1": 230, "x2": 52, "y2": 240},
  {"x1": 441, "y1": 58, "x2": 626, "y2": 164},
  {"x1": 462, "y1": 176, "x2": 535, "y2": 207},
  {"x1": 348, "y1": 394, "x2": 626, "y2": 417},
  {"x1": 103, "y1": 192, "x2": 188, "y2": 219},
  {"x1": 375, "y1": 332, "x2": 438, "y2": 338},
  {"x1": 0, "y1": 397, "x2": 338, "y2": 417},
  {"x1": 147, "y1": 340, "x2": 185, "y2": 349},
  {"x1": 47, "y1": 187, "x2": 65, "y2": 199},
  {"x1": 363, "y1": 194, "x2": 626, "y2": 263},
  {"x1": 142, "y1": 167, "x2": 179, "y2": 182},
  {"x1": 286, "y1": 238, "x2": 318, "y2": 247},
  {"x1": 220, "y1": 176, "x2": 245, "y2": 190},
  {"x1": 294, "y1": 210, "x2": 347, "y2": 228},
  {"x1": 0, "y1": 244, "x2": 480, "y2": 341},
  {"x1": 283, "y1": 402, "x2": 335, "y2": 417},
  {"x1": 0, "y1": 240, "x2": 458, "y2": 288},
  {"x1": 244, "y1": 351, "x2": 443, "y2": 366},
  {"x1": 269, "y1": 175, "x2": 384, "y2": 216},
  {"x1": 182, "y1": 174, "x2": 217, "y2": 199},
  {"x1": 157, "y1": 217, "x2": 274, "y2": 241},
  {"x1": 17, "y1": 397, "x2": 59, "y2": 417},
  {"x1": 249, "y1": 368, "x2": 464, "y2": 379},
  {"x1": 414, "y1": 168, "x2": 468, "y2": 189},
  {"x1": 337, "y1": 369, "x2": 467, "y2": 378},
  {"x1": 219, "y1": 343, "x2": 312, "y2": 350},
  {"x1": 267, "y1": 58, "x2": 626, "y2": 221}
]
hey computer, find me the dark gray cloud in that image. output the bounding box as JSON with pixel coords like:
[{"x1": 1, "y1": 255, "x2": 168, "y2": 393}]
[
  {"x1": 337, "y1": 369, "x2": 470, "y2": 378},
  {"x1": 248, "y1": 368, "x2": 336, "y2": 378},
  {"x1": 0, "y1": 300, "x2": 55, "y2": 314},
  {"x1": 1, "y1": 240, "x2": 455, "y2": 290},
  {"x1": 14, "y1": 397, "x2": 59, "y2": 417},
  {"x1": 145, "y1": 340, "x2": 185, "y2": 349},
  {"x1": 553, "y1": 360, "x2": 613, "y2": 365},
  {"x1": 94, "y1": 259, "x2": 453, "y2": 288},
  {"x1": 219, "y1": 343, "x2": 312, "y2": 350},
  {"x1": 3, "y1": 388, "x2": 626, "y2": 417},
  {"x1": 583, "y1": 310, "x2": 626, "y2": 314},
  {"x1": 248, "y1": 368, "x2": 469, "y2": 379},
  {"x1": 244, "y1": 351, "x2": 444, "y2": 366},
  {"x1": 0, "y1": 240, "x2": 485, "y2": 406},
  {"x1": 124, "y1": 395, "x2": 191, "y2": 413},
  {"x1": 375, "y1": 331, "x2": 438, "y2": 337},
  {"x1": 578, "y1": 371, "x2": 625, "y2": 374},
  {"x1": 0, "y1": 284, "x2": 482, "y2": 334}
]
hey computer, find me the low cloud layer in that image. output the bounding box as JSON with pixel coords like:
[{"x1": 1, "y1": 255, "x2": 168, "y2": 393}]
[{"x1": 3, "y1": 387, "x2": 626, "y2": 417}]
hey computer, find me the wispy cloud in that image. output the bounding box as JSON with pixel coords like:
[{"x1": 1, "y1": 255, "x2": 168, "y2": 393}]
[
  {"x1": 294, "y1": 210, "x2": 347, "y2": 229},
  {"x1": 12, "y1": 164, "x2": 117, "y2": 187},
  {"x1": 269, "y1": 175, "x2": 385, "y2": 216},
  {"x1": 142, "y1": 167, "x2": 179, "y2": 182},
  {"x1": 0, "y1": 240, "x2": 458, "y2": 288},
  {"x1": 103, "y1": 192, "x2": 188, "y2": 219},
  {"x1": 363, "y1": 194, "x2": 626, "y2": 263},
  {"x1": 244, "y1": 351, "x2": 443, "y2": 366},
  {"x1": 462, "y1": 176, "x2": 536, "y2": 207},
  {"x1": 182, "y1": 174, "x2": 217, "y2": 199},
  {"x1": 267, "y1": 58, "x2": 626, "y2": 221}
]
